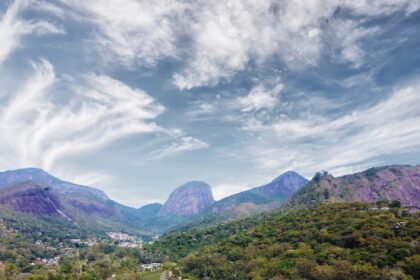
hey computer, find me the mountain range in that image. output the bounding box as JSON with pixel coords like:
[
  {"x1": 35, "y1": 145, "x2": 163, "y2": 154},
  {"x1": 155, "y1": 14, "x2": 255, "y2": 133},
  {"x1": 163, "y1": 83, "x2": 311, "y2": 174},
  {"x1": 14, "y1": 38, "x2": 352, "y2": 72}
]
[
  {"x1": 285, "y1": 165, "x2": 420, "y2": 210},
  {"x1": 0, "y1": 165, "x2": 418, "y2": 238},
  {"x1": 211, "y1": 171, "x2": 308, "y2": 215},
  {"x1": 0, "y1": 168, "x2": 308, "y2": 235},
  {"x1": 0, "y1": 168, "x2": 155, "y2": 236}
]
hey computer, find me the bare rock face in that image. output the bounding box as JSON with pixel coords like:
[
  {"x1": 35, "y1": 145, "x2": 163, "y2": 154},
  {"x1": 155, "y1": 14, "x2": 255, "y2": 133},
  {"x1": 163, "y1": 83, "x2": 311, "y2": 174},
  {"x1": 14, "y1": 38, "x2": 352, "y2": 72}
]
[
  {"x1": 0, "y1": 168, "x2": 124, "y2": 221},
  {"x1": 287, "y1": 165, "x2": 420, "y2": 209},
  {"x1": 159, "y1": 181, "x2": 214, "y2": 217},
  {"x1": 0, "y1": 182, "x2": 62, "y2": 216},
  {"x1": 0, "y1": 168, "x2": 108, "y2": 200}
]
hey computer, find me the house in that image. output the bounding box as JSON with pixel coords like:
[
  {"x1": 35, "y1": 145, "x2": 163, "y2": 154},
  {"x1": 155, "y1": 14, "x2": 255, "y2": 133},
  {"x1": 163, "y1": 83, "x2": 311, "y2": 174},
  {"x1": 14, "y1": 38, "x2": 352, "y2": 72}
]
[
  {"x1": 391, "y1": 221, "x2": 408, "y2": 231},
  {"x1": 139, "y1": 263, "x2": 161, "y2": 272}
]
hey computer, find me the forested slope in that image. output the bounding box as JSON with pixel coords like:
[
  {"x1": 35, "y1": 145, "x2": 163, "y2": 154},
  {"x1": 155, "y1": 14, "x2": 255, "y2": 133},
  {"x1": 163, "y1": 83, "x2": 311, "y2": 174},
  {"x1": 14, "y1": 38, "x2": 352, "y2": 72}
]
[{"x1": 151, "y1": 202, "x2": 420, "y2": 280}]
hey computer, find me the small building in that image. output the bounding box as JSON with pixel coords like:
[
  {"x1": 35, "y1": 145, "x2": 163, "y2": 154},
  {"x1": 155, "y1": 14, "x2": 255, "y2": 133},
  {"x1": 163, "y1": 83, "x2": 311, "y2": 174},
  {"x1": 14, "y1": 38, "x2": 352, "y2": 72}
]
[{"x1": 139, "y1": 263, "x2": 161, "y2": 272}]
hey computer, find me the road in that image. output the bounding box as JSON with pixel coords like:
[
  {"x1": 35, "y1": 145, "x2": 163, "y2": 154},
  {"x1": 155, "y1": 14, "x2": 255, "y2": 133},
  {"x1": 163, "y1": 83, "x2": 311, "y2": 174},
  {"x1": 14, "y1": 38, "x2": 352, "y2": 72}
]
[{"x1": 160, "y1": 270, "x2": 170, "y2": 280}]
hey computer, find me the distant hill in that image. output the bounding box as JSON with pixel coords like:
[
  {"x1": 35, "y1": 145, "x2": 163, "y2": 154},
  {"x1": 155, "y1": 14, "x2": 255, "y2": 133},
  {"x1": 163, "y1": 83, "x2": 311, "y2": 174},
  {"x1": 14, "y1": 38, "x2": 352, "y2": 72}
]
[
  {"x1": 0, "y1": 168, "x2": 108, "y2": 199},
  {"x1": 159, "y1": 171, "x2": 309, "y2": 231},
  {"x1": 0, "y1": 168, "x2": 153, "y2": 237},
  {"x1": 151, "y1": 202, "x2": 420, "y2": 279},
  {"x1": 211, "y1": 171, "x2": 308, "y2": 216},
  {"x1": 285, "y1": 165, "x2": 420, "y2": 210},
  {"x1": 159, "y1": 181, "x2": 214, "y2": 217},
  {"x1": 2, "y1": 165, "x2": 417, "y2": 237},
  {"x1": 128, "y1": 171, "x2": 308, "y2": 232},
  {"x1": 136, "y1": 203, "x2": 162, "y2": 222},
  {"x1": 0, "y1": 169, "x2": 308, "y2": 235},
  {"x1": 0, "y1": 181, "x2": 63, "y2": 216}
]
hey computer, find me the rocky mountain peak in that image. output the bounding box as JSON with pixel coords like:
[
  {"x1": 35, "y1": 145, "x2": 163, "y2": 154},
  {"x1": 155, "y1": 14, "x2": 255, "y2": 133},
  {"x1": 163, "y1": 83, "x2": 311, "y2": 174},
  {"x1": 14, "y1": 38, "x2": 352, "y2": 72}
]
[
  {"x1": 270, "y1": 171, "x2": 309, "y2": 191},
  {"x1": 0, "y1": 168, "x2": 109, "y2": 200},
  {"x1": 286, "y1": 165, "x2": 420, "y2": 209},
  {"x1": 159, "y1": 181, "x2": 214, "y2": 217}
]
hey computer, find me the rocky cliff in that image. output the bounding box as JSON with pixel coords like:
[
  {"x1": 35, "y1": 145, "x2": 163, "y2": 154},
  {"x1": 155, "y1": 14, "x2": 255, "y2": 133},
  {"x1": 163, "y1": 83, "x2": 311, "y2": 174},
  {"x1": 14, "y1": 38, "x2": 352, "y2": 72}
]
[
  {"x1": 0, "y1": 168, "x2": 154, "y2": 236},
  {"x1": 0, "y1": 181, "x2": 63, "y2": 216},
  {"x1": 286, "y1": 165, "x2": 420, "y2": 209},
  {"x1": 159, "y1": 181, "x2": 214, "y2": 216}
]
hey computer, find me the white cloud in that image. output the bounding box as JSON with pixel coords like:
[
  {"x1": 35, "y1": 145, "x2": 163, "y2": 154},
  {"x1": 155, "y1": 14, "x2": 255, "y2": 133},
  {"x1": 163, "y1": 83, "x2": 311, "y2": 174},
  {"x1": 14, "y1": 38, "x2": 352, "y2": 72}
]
[
  {"x1": 55, "y1": 168, "x2": 116, "y2": 190},
  {"x1": 328, "y1": 19, "x2": 379, "y2": 67},
  {"x1": 173, "y1": 0, "x2": 324, "y2": 89},
  {"x1": 340, "y1": 0, "x2": 420, "y2": 16},
  {"x1": 31, "y1": 1, "x2": 66, "y2": 18},
  {"x1": 187, "y1": 101, "x2": 218, "y2": 118},
  {"x1": 0, "y1": 59, "x2": 165, "y2": 171},
  {"x1": 236, "y1": 81, "x2": 283, "y2": 112},
  {"x1": 148, "y1": 136, "x2": 209, "y2": 160},
  {"x1": 186, "y1": 77, "x2": 284, "y2": 120},
  {"x1": 172, "y1": 0, "x2": 418, "y2": 89},
  {"x1": 239, "y1": 78, "x2": 420, "y2": 177},
  {"x1": 0, "y1": 0, "x2": 64, "y2": 65},
  {"x1": 51, "y1": 0, "x2": 418, "y2": 89},
  {"x1": 212, "y1": 183, "x2": 250, "y2": 201},
  {"x1": 59, "y1": 0, "x2": 187, "y2": 66}
]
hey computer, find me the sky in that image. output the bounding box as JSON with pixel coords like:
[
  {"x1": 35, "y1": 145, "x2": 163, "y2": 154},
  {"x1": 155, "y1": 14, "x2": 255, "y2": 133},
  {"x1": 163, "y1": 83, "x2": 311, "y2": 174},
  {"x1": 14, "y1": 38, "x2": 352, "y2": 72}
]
[{"x1": 0, "y1": 0, "x2": 420, "y2": 207}]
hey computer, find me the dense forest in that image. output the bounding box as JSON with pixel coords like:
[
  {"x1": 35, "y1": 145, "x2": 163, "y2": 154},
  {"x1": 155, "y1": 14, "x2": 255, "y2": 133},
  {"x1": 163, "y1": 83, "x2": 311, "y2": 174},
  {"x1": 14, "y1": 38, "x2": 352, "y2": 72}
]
[
  {"x1": 151, "y1": 202, "x2": 420, "y2": 280},
  {"x1": 0, "y1": 202, "x2": 418, "y2": 279}
]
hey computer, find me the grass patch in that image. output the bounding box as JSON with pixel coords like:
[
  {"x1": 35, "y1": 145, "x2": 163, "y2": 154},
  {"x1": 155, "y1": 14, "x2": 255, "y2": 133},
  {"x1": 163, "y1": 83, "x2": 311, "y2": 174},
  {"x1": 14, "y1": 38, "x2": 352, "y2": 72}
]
[{"x1": 141, "y1": 270, "x2": 163, "y2": 280}]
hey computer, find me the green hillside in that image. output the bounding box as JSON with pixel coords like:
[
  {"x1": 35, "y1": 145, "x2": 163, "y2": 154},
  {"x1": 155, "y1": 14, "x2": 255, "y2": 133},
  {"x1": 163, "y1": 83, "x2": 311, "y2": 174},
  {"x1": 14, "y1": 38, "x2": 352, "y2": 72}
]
[
  {"x1": 0, "y1": 202, "x2": 418, "y2": 279},
  {"x1": 151, "y1": 202, "x2": 420, "y2": 280}
]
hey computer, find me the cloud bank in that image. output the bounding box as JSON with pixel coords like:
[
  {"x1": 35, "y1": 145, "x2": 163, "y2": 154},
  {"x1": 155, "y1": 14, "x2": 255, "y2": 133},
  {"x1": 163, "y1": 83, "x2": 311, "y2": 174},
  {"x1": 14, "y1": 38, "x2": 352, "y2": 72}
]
[{"x1": 55, "y1": 0, "x2": 418, "y2": 89}]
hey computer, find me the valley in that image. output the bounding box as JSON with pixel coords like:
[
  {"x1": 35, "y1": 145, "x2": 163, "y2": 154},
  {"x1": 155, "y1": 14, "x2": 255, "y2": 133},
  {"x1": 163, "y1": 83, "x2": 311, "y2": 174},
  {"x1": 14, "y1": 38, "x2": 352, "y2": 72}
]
[
  {"x1": 0, "y1": 165, "x2": 417, "y2": 279},
  {"x1": 1, "y1": 0, "x2": 419, "y2": 278}
]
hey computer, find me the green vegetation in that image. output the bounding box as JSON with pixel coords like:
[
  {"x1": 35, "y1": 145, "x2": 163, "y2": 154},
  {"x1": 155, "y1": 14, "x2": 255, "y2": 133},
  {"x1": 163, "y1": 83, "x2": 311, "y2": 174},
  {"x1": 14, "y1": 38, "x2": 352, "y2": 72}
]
[
  {"x1": 0, "y1": 242, "x2": 165, "y2": 279},
  {"x1": 0, "y1": 202, "x2": 418, "y2": 279},
  {"x1": 141, "y1": 271, "x2": 162, "y2": 280},
  {"x1": 151, "y1": 202, "x2": 420, "y2": 279},
  {"x1": 0, "y1": 208, "x2": 164, "y2": 279}
]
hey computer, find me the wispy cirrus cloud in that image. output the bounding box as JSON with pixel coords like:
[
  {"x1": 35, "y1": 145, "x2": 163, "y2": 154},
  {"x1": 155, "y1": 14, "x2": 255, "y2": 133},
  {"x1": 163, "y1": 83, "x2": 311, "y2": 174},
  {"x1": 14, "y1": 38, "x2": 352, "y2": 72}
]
[
  {"x1": 239, "y1": 78, "x2": 420, "y2": 177},
  {"x1": 0, "y1": 58, "x2": 210, "y2": 192},
  {"x1": 326, "y1": 18, "x2": 379, "y2": 67},
  {"x1": 148, "y1": 136, "x2": 209, "y2": 160},
  {"x1": 0, "y1": 59, "x2": 165, "y2": 171},
  {"x1": 0, "y1": 0, "x2": 64, "y2": 65}
]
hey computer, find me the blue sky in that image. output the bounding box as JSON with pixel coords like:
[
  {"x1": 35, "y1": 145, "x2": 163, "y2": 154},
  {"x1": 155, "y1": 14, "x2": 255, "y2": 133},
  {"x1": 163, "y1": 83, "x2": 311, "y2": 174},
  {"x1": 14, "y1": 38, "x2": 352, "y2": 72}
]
[{"x1": 0, "y1": 0, "x2": 420, "y2": 207}]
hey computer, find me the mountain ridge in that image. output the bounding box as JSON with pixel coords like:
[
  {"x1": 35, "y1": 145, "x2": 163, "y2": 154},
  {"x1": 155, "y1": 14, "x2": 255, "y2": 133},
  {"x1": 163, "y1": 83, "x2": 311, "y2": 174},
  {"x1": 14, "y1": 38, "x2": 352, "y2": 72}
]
[
  {"x1": 0, "y1": 168, "x2": 109, "y2": 200},
  {"x1": 0, "y1": 165, "x2": 418, "y2": 236},
  {"x1": 210, "y1": 171, "x2": 308, "y2": 215},
  {"x1": 0, "y1": 168, "x2": 156, "y2": 236},
  {"x1": 284, "y1": 164, "x2": 420, "y2": 210},
  {"x1": 0, "y1": 168, "x2": 310, "y2": 235}
]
